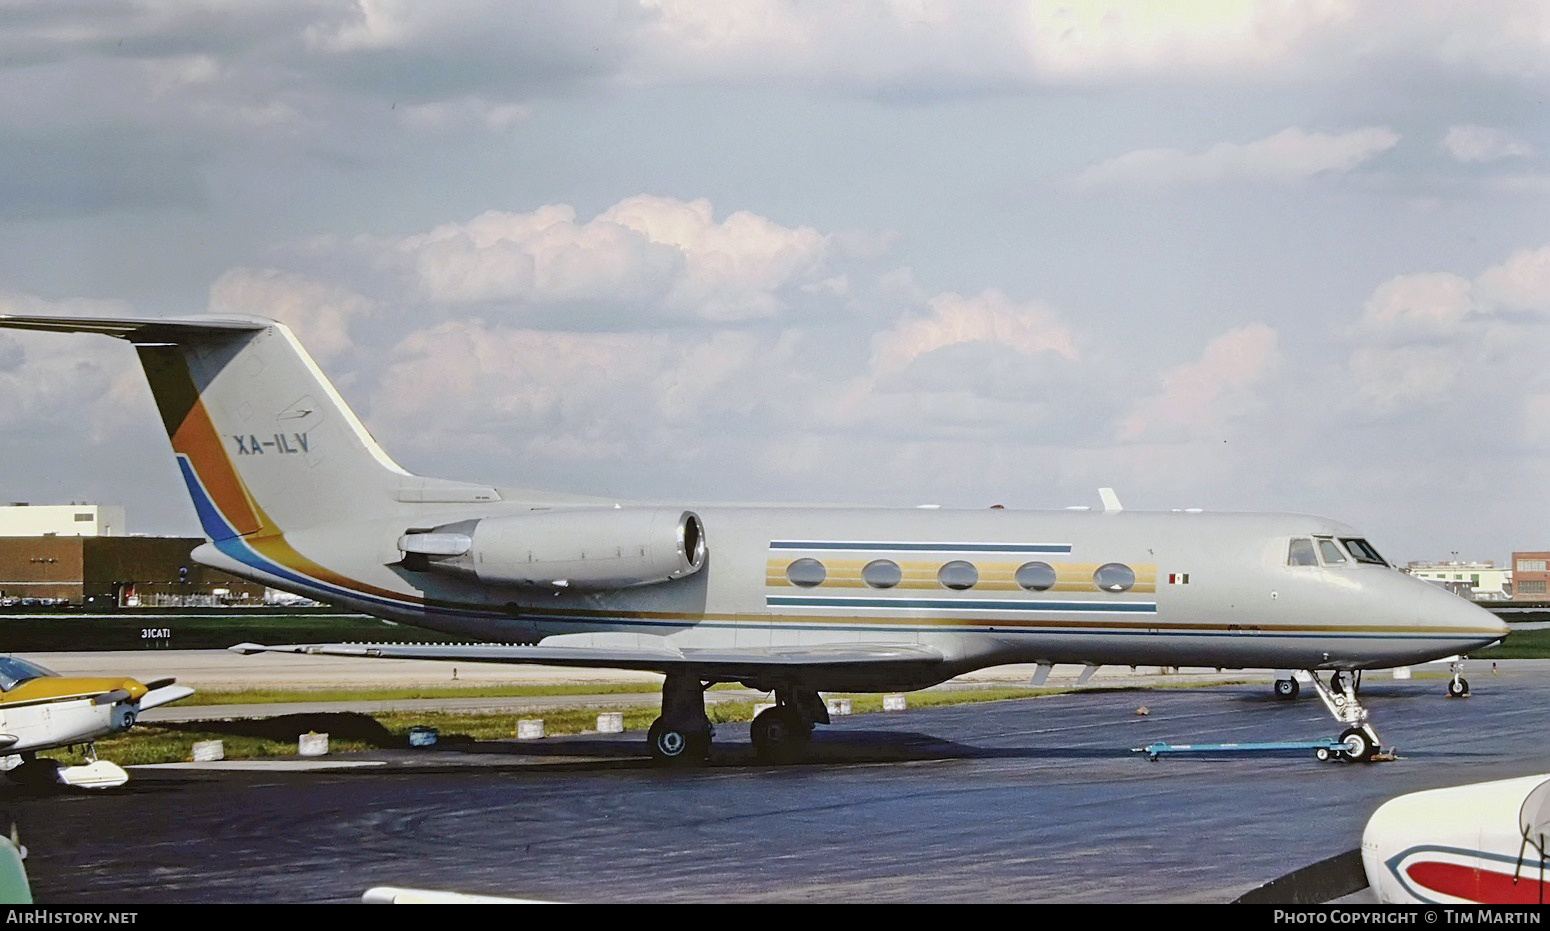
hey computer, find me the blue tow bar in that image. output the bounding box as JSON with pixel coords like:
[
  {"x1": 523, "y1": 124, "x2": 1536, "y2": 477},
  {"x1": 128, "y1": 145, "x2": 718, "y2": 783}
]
[{"x1": 1134, "y1": 738, "x2": 1346, "y2": 762}]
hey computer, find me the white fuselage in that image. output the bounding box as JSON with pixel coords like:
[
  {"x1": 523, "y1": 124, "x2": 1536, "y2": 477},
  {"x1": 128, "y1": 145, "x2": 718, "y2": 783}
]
[
  {"x1": 1364, "y1": 774, "x2": 1550, "y2": 904},
  {"x1": 0, "y1": 697, "x2": 131, "y2": 755},
  {"x1": 193, "y1": 504, "x2": 1506, "y2": 690}
]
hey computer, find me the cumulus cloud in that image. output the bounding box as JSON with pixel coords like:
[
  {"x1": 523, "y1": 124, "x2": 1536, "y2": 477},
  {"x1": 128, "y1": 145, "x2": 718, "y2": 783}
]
[
  {"x1": 393, "y1": 196, "x2": 831, "y2": 323},
  {"x1": 208, "y1": 268, "x2": 377, "y2": 362},
  {"x1": 0, "y1": 292, "x2": 148, "y2": 442},
  {"x1": 1073, "y1": 126, "x2": 1400, "y2": 189},
  {"x1": 1343, "y1": 245, "x2": 1550, "y2": 412},
  {"x1": 1475, "y1": 245, "x2": 1550, "y2": 312},
  {"x1": 1352, "y1": 272, "x2": 1477, "y2": 339},
  {"x1": 1442, "y1": 124, "x2": 1532, "y2": 163},
  {"x1": 1118, "y1": 323, "x2": 1281, "y2": 441},
  {"x1": 870, "y1": 288, "x2": 1076, "y2": 374},
  {"x1": 366, "y1": 318, "x2": 799, "y2": 473},
  {"x1": 634, "y1": 1, "x2": 1364, "y2": 89}
]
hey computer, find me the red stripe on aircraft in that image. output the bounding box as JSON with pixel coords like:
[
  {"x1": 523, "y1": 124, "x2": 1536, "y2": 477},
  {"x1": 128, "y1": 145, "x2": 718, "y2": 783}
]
[{"x1": 1407, "y1": 860, "x2": 1548, "y2": 904}]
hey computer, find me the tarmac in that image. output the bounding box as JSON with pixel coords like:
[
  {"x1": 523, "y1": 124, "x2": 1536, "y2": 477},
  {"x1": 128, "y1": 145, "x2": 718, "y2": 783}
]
[{"x1": 6, "y1": 657, "x2": 1545, "y2": 904}]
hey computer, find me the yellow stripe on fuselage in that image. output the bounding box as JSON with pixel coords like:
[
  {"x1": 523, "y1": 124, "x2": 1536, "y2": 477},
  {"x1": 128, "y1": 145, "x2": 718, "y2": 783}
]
[{"x1": 765, "y1": 558, "x2": 1157, "y2": 593}]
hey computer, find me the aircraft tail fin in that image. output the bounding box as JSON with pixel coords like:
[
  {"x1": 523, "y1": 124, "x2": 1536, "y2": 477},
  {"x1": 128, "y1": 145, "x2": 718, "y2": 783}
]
[{"x1": 0, "y1": 314, "x2": 499, "y2": 541}]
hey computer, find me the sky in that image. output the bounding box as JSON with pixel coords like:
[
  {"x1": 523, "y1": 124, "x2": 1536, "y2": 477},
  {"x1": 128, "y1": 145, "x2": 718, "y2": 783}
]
[{"x1": 1, "y1": 1, "x2": 1548, "y2": 566}]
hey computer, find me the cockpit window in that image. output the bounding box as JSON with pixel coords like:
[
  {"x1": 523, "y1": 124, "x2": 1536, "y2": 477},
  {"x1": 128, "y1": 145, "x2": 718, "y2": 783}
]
[
  {"x1": 1340, "y1": 538, "x2": 1388, "y2": 566},
  {"x1": 0, "y1": 655, "x2": 56, "y2": 691},
  {"x1": 1317, "y1": 539, "x2": 1347, "y2": 565},
  {"x1": 1288, "y1": 538, "x2": 1318, "y2": 567}
]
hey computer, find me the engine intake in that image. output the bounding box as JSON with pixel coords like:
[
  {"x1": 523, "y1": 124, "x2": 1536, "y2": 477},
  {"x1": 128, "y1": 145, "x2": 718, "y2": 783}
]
[{"x1": 399, "y1": 508, "x2": 705, "y2": 590}]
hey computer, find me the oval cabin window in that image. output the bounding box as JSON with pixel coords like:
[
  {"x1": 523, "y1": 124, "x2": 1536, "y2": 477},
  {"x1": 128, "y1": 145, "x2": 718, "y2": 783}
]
[
  {"x1": 1015, "y1": 561, "x2": 1058, "y2": 592},
  {"x1": 937, "y1": 560, "x2": 979, "y2": 591},
  {"x1": 1093, "y1": 563, "x2": 1135, "y2": 593},
  {"x1": 786, "y1": 558, "x2": 827, "y2": 588},
  {"x1": 862, "y1": 559, "x2": 902, "y2": 589}
]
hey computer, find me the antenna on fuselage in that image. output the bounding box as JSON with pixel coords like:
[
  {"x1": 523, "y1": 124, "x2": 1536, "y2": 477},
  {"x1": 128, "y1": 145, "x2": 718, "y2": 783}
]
[{"x1": 1099, "y1": 488, "x2": 1123, "y2": 513}]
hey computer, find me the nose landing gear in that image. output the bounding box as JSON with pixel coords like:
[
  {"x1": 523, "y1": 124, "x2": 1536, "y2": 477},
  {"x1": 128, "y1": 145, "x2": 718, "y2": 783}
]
[{"x1": 1305, "y1": 670, "x2": 1384, "y2": 763}]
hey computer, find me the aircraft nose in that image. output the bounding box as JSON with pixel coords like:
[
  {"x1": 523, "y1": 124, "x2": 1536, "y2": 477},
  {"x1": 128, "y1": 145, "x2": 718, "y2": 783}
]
[{"x1": 1413, "y1": 579, "x2": 1508, "y2": 648}]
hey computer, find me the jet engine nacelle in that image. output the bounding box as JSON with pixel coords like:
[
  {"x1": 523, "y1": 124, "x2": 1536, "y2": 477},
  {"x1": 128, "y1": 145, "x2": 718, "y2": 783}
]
[{"x1": 400, "y1": 508, "x2": 706, "y2": 590}]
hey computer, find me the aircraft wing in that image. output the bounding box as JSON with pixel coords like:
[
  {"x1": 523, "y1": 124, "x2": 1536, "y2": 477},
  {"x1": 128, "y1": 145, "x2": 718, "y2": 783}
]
[{"x1": 229, "y1": 641, "x2": 945, "y2": 679}]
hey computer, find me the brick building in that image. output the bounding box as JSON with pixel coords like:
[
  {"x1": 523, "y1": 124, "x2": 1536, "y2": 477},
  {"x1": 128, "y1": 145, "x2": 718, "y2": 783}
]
[
  {"x1": 0, "y1": 535, "x2": 264, "y2": 607},
  {"x1": 1512, "y1": 551, "x2": 1550, "y2": 601}
]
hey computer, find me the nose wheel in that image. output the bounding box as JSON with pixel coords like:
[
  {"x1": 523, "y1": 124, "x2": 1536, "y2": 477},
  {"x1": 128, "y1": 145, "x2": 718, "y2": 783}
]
[{"x1": 1446, "y1": 660, "x2": 1471, "y2": 698}]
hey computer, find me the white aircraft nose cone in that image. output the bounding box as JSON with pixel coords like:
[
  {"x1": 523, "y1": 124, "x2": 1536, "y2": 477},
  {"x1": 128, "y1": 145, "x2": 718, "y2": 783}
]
[{"x1": 1413, "y1": 580, "x2": 1508, "y2": 645}]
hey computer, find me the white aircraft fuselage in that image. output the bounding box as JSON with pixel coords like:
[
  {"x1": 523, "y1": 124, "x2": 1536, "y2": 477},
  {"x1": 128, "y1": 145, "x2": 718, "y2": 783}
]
[
  {"x1": 1364, "y1": 774, "x2": 1550, "y2": 904},
  {"x1": 194, "y1": 504, "x2": 1499, "y2": 693}
]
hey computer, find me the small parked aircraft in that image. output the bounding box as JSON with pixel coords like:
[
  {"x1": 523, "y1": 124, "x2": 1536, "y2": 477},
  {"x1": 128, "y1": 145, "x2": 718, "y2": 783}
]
[
  {"x1": 0, "y1": 654, "x2": 193, "y2": 788},
  {"x1": 1363, "y1": 773, "x2": 1549, "y2": 904},
  {"x1": 0, "y1": 313, "x2": 1508, "y2": 765}
]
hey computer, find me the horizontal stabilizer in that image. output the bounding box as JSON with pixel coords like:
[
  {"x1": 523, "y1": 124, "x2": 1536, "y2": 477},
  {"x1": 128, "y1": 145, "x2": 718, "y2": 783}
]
[
  {"x1": 229, "y1": 641, "x2": 943, "y2": 676},
  {"x1": 0, "y1": 313, "x2": 266, "y2": 343}
]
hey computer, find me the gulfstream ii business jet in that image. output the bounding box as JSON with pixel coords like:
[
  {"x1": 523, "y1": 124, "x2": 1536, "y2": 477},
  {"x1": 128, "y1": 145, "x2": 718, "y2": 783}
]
[{"x1": 0, "y1": 314, "x2": 1507, "y2": 765}]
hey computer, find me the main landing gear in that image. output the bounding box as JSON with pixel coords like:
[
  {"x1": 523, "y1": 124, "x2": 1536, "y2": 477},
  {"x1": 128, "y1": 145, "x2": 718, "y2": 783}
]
[
  {"x1": 646, "y1": 674, "x2": 713, "y2": 764},
  {"x1": 1304, "y1": 670, "x2": 1383, "y2": 763},
  {"x1": 5, "y1": 746, "x2": 130, "y2": 789},
  {"x1": 645, "y1": 675, "x2": 830, "y2": 766},
  {"x1": 749, "y1": 690, "x2": 829, "y2": 764}
]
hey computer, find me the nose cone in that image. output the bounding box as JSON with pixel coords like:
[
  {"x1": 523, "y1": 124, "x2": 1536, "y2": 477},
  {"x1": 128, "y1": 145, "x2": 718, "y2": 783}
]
[{"x1": 1413, "y1": 580, "x2": 1509, "y2": 651}]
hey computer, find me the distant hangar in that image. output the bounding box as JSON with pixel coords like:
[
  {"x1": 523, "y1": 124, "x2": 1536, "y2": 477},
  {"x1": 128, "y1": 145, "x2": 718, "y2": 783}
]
[{"x1": 0, "y1": 503, "x2": 263, "y2": 607}]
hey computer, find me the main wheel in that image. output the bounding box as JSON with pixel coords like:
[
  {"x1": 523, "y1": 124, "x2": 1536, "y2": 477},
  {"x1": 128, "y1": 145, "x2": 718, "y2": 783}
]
[
  {"x1": 751, "y1": 705, "x2": 811, "y2": 763},
  {"x1": 1274, "y1": 678, "x2": 1299, "y2": 699},
  {"x1": 1339, "y1": 727, "x2": 1375, "y2": 762},
  {"x1": 647, "y1": 718, "x2": 709, "y2": 765},
  {"x1": 6, "y1": 757, "x2": 63, "y2": 787},
  {"x1": 1447, "y1": 677, "x2": 1469, "y2": 697}
]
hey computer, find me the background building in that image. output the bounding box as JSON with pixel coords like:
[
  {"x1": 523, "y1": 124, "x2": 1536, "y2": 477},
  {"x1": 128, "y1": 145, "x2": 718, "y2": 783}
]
[
  {"x1": 0, "y1": 503, "x2": 126, "y2": 537},
  {"x1": 1511, "y1": 551, "x2": 1550, "y2": 601},
  {"x1": 0, "y1": 535, "x2": 266, "y2": 606},
  {"x1": 1404, "y1": 561, "x2": 1512, "y2": 600},
  {"x1": 0, "y1": 503, "x2": 264, "y2": 606}
]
